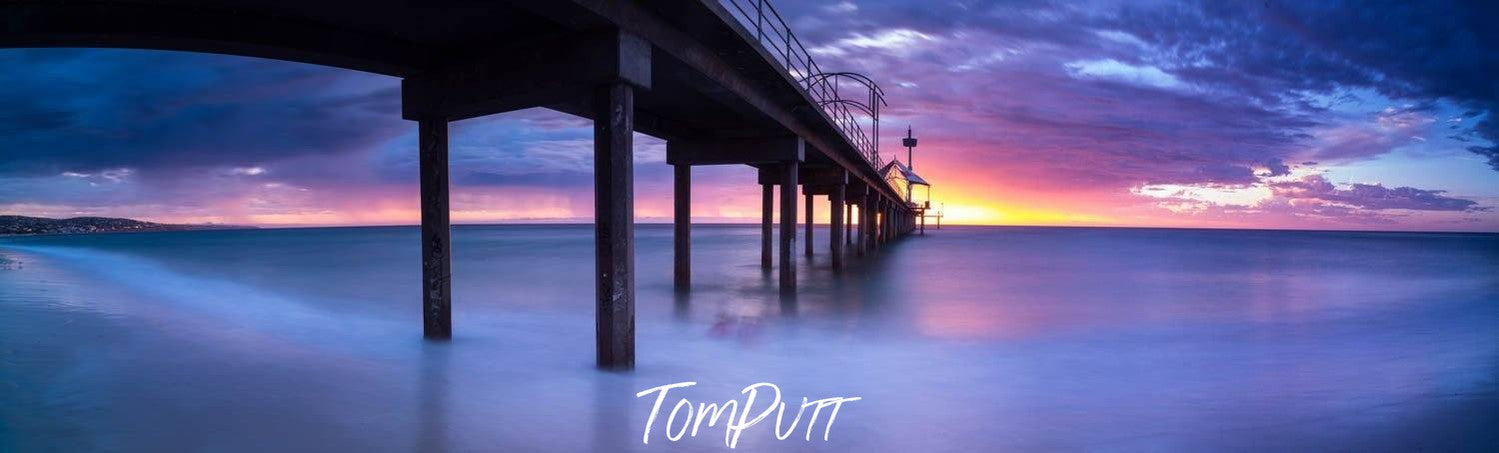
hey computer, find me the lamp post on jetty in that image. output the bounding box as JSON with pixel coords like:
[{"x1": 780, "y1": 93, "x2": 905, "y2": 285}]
[{"x1": 901, "y1": 126, "x2": 935, "y2": 235}]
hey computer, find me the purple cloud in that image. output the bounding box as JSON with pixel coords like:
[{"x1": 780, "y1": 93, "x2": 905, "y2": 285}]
[{"x1": 1272, "y1": 175, "x2": 1486, "y2": 212}]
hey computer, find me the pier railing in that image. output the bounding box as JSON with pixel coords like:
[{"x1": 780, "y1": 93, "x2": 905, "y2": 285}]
[{"x1": 719, "y1": 0, "x2": 888, "y2": 170}]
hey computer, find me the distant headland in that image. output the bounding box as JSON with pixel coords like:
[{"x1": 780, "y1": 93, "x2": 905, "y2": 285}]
[{"x1": 0, "y1": 215, "x2": 251, "y2": 236}]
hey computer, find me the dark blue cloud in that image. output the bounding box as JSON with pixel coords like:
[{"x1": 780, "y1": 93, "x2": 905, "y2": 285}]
[{"x1": 0, "y1": 49, "x2": 405, "y2": 177}]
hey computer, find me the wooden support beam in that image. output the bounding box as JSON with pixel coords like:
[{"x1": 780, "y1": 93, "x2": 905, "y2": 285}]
[
  {"x1": 593, "y1": 82, "x2": 635, "y2": 370},
  {"x1": 404, "y1": 30, "x2": 650, "y2": 121},
  {"x1": 830, "y1": 184, "x2": 845, "y2": 270},
  {"x1": 419, "y1": 118, "x2": 451, "y2": 340},
  {"x1": 799, "y1": 184, "x2": 838, "y2": 196},
  {"x1": 804, "y1": 192, "x2": 814, "y2": 257},
  {"x1": 779, "y1": 161, "x2": 798, "y2": 292},
  {"x1": 668, "y1": 136, "x2": 804, "y2": 166},
  {"x1": 761, "y1": 183, "x2": 773, "y2": 270},
  {"x1": 758, "y1": 166, "x2": 845, "y2": 186},
  {"x1": 673, "y1": 164, "x2": 690, "y2": 290}
]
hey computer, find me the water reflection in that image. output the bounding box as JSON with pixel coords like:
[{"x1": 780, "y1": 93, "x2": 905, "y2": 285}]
[{"x1": 416, "y1": 342, "x2": 451, "y2": 453}]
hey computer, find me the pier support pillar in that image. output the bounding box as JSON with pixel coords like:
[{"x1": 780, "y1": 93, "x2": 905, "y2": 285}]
[
  {"x1": 673, "y1": 164, "x2": 690, "y2": 290},
  {"x1": 881, "y1": 202, "x2": 888, "y2": 244},
  {"x1": 920, "y1": 211, "x2": 926, "y2": 235},
  {"x1": 804, "y1": 192, "x2": 814, "y2": 257},
  {"x1": 887, "y1": 205, "x2": 894, "y2": 241},
  {"x1": 881, "y1": 204, "x2": 893, "y2": 243},
  {"x1": 761, "y1": 183, "x2": 773, "y2": 270},
  {"x1": 593, "y1": 82, "x2": 635, "y2": 370},
  {"x1": 869, "y1": 193, "x2": 875, "y2": 252},
  {"x1": 855, "y1": 201, "x2": 865, "y2": 257},
  {"x1": 884, "y1": 200, "x2": 891, "y2": 244},
  {"x1": 779, "y1": 161, "x2": 799, "y2": 292},
  {"x1": 830, "y1": 184, "x2": 845, "y2": 270},
  {"x1": 845, "y1": 203, "x2": 853, "y2": 246},
  {"x1": 883, "y1": 200, "x2": 891, "y2": 243},
  {"x1": 419, "y1": 118, "x2": 451, "y2": 340}
]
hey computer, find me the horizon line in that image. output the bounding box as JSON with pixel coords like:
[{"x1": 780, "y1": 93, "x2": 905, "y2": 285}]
[{"x1": 164, "y1": 221, "x2": 1499, "y2": 235}]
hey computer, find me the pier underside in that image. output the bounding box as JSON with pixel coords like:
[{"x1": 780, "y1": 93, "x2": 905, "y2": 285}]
[{"x1": 0, "y1": 0, "x2": 920, "y2": 369}]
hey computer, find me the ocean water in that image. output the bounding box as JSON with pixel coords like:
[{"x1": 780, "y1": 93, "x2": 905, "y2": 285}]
[{"x1": 0, "y1": 225, "x2": 1496, "y2": 452}]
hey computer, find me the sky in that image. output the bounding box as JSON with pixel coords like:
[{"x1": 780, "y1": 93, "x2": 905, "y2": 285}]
[{"x1": 1, "y1": 0, "x2": 1496, "y2": 231}]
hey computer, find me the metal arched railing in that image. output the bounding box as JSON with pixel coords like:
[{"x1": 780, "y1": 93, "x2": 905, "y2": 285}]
[
  {"x1": 719, "y1": 0, "x2": 890, "y2": 170},
  {"x1": 805, "y1": 72, "x2": 888, "y2": 167}
]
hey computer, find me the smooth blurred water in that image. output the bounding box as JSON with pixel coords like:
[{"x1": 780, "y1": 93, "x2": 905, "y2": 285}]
[{"x1": 1, "y1": 225, "x2": 1496, "y2": 452}]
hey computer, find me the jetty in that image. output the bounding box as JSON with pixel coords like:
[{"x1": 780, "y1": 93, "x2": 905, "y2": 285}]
[{"x1": 1, "y1": 0, "x2": 931, "y2": 369}]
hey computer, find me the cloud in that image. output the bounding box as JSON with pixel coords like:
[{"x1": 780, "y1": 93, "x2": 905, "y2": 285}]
[
  {"x1": 0, "y1": 49, "x2": 404, "y2": 179},
  {"x1": 824, "y1": 1, "x2": 858, "y2": 14},
  {"x1": 1262, "y1": 159, "x2": 1291, "y2": 177},
  {"x1": 1469, "y1": 113, "x2": 1499, "y2": 170},
  {"x1": 1270, "y1": 175, "x2": 1485, "y2": 212},
  {"x1": 1064, "y1": 59, "x2": 1184, "y2": 90},
  {"x1": 809, "y1": 29, "x2": 937, "y2": 57}
]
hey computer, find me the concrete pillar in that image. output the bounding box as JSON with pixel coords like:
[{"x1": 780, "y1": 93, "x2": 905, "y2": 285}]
[
  {"x1": 673, "y1": 164, "x2": 690, "y2": 290},
  {"x1": 593, "y1": 82, "x2": 635, "y2": 370},
  {"x1": 804, "y1": 192, "x2": 814, "y2": 257},
  {"x1": 920, "y1": 210, "x2": 926, "y2": 234},
  {"x1": 761, "y1": 183, "x2": 773, "y2": 270},
  {"x1": 830, "y1": 184, "x2": 845, "y2": 270},
  {"x1": 419, "y1": 118, "x2": 451, "y2": 340},
  {"x1": 779, "y1": 161, "x2": 798, "y2": 292}
]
